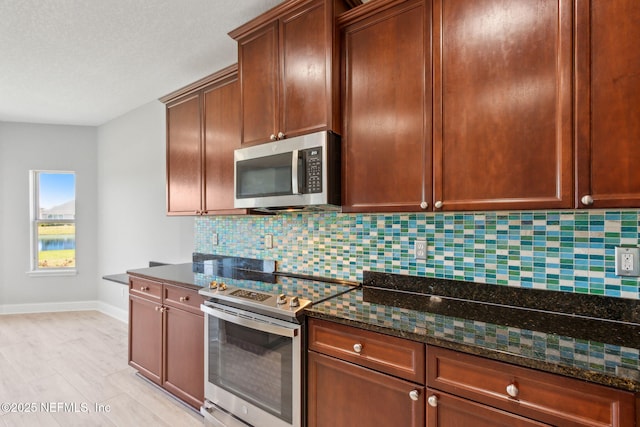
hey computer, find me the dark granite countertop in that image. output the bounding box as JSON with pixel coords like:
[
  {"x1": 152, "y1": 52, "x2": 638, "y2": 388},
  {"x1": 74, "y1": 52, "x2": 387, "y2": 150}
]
[
  {"x1": 102, "y1": 273, "x2": 129, "y2": 285},
  {"x1": 306, "y1": 272, "x2": 640, "y2": 393},
  {"x1": 127, "y1": 263, "x2": 203, "y2": 290},
  {"x1": 126, "y1": 258, "x2": 640, "y2": 392},
  {"x1": 126, "y1": 255, "x2": 278, "y2": 291}
]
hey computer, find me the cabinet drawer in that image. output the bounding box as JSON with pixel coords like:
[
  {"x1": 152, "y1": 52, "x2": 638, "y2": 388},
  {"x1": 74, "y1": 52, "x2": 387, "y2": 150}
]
[
  {"x1": 427, "y1": 346, "x2": 636, "y2": 427},
  {"x1": 129, "y1": 276, "x2": 162, "y2": 302},
  {"x1": 308, "y1": 318, "x2": 425, "y2": 383},
  {"x1": 164, "y1": 284, "x2": 205, "y2": 315}
]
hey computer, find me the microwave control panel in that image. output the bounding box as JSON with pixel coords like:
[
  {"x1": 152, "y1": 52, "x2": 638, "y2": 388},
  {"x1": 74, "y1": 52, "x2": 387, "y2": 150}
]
[{"x1": 303, "y1": 147, "x2": 322, "y2": 193}]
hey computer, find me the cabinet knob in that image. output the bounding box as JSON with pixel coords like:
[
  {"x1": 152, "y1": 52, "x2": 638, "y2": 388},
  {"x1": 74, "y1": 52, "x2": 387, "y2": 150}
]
[
  {"x1": 420, "y1": 201, "x2": 428, "y2": 209},
  {"x1": 434, "y1": 201, "x2": 443, "y2": 209},
  {"x1": 581, "y1": 195, "x2": 594, "y2": 206},
  {"x1": 506, "y1": 383, "x2": 519, "y2": 398},
  {"x1": 179, "y1": 296, "x2": 188, "y2": 302},
  {"x1": 154, "y1": 306, "x2": 160, "y2": 311},
  {"x1": 277, "y1": 131, "x2": 285, "y2": 140},
  {"x1": 427, "y1": 395, "x2": 438, "y2": 407},
  {"x1": 353, "y1": 343, "x2": 363, "y2": 353},
  {"x1": 270, "y1": 134, "x2": 277, "y2": 141},
  {"x1": 409, "y1": 390, "x2": 420, "y2": 401},
  {"x1": 140, "y1": 286, "x2": 148, "y2": 291}
]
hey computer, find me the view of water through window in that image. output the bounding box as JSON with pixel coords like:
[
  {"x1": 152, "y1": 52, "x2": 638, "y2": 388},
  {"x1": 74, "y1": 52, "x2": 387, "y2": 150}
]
[{"x1": 36, "y1": 172, "x2": 76, "y2": 269}]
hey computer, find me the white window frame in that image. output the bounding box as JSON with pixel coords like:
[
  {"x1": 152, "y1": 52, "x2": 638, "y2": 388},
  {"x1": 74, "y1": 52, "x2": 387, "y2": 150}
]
[{"x1": 28, "y1": 170, "x2": 77, "y2": 276}]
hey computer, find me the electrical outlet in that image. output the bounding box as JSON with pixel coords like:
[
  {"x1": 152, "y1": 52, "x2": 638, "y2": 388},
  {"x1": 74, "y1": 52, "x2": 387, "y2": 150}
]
[
  {"x1": 265, "y1": 234, "x2": 273, "y2": 249},
  {"x1": 212, "y1": 232, "x2": 218, "y2": 246},
  {"x1": 615, "y1": 246, "x2": 640, "y2": 276},
  {"x1": 414, "y1": 240, "x2": 427, "y2": 260}
]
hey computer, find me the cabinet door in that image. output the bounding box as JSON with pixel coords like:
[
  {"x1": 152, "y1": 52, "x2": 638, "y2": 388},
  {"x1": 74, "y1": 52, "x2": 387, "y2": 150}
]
[
  {"x1": 202, "y1": 77, "x2": 243, "y2": 213},
  {"x1": 280, "y1": 0, "x2": 330, "y2": 138},
  {"x1": 428, "y1": 346, "x2": 636, "y2": 427},
  {"x1": 128, "y1": 294, "x2": 163, "y2": 385},
  {"x1": 576, "y1": 0, "x2": 640, "y2": 208},
  {"x1": 307, "y1": 351, "x2": 425, "y2": 427},
  {"x1": 426, "y1": 390, "x2": 550, "y2": 427},
  {"x1": 166, "y1": 93, "x2": 202, "y2": 214},
  {"x1": 163, "y1": 306, "x2": 204, "y2": 409},
  {"x1": 432, "y1": 0, "x2": 573, "y2": 211},
  {"x1": 341, "y1": 0, "x2": 430, "y2": 213},
  {"x1": 238, "y1": 21, "x2": 279, "y2": 146}
]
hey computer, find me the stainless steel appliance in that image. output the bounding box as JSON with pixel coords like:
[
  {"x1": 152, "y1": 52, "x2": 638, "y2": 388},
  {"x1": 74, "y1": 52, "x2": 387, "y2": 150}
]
[
  {"x1": 234, "y1": 131, "x2": 341, "y2": 213},
  {"x1": 199, "y1": 273, "x2": 357, "y2": 427}
]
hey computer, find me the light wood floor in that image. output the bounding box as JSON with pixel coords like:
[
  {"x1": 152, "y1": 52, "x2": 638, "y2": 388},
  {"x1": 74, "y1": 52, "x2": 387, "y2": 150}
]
[{"x1": 0, "y1": 311, "x2": 203, "y2": 427}]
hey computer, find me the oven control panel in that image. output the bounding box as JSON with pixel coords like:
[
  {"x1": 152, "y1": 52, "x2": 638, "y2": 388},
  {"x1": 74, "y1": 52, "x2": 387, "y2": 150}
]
[{"x1": 199, "y1": 281, "x2": 312, "y2": 319}]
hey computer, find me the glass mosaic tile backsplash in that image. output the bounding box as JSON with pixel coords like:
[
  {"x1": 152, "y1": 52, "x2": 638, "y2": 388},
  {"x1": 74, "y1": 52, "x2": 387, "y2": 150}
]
[{"x1": 195, "y1": 210, "x2": 640, "y2": 300}]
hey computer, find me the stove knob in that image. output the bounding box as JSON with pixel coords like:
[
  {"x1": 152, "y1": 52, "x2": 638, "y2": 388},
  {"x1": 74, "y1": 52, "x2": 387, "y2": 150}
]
[
  {"x1": 277, "y1": 294, "x2": 287, "y2": 305},
  {"x1": 218, "y1": 283, "x2": 227, "y2": 291},
  {"x1": 289, "y1": 296, "x2": 300, "y2": 307}
]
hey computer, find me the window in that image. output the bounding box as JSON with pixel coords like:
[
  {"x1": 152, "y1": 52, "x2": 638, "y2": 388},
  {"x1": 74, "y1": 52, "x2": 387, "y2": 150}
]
[{"x1": 30, "y1": 171, "x2": 76, "y2": 272}]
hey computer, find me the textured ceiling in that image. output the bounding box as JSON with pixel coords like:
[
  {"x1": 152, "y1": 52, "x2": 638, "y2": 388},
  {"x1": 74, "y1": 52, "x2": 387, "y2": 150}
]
[{"x1": 0, "y1": 0, "x2": 283, "y2": 126}]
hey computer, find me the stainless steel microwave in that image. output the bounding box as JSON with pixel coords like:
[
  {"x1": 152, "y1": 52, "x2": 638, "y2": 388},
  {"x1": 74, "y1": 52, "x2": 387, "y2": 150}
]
[{"x1": 234, "y1": 131, "x2": 341, "y2": 213}]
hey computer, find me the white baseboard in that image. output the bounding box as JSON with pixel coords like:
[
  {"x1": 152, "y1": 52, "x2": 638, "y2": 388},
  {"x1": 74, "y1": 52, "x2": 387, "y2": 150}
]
[
  {"x1": 0, "y1": 300, "x2": 128, "y2": 324},
  {"x1": 96, "y1": 301, "x2": 128, "y2": 323}
]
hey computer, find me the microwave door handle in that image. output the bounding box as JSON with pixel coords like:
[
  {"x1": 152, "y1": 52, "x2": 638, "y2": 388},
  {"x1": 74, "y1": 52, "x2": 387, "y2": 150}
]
[{"x1": 291, "y1": 149, "x2": 300, "y2": 194}]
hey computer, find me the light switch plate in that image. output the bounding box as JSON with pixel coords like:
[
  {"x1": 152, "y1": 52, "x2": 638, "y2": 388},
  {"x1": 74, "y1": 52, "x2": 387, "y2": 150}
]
[{"x1": 615, "y1": 246, "x2": 640, "y2": 276}]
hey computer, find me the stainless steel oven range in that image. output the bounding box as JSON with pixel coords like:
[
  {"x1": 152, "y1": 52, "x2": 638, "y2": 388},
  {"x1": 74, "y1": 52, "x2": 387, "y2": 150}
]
[{"x1": 199, "y1": 274, "x2": 357, "y2": 427}]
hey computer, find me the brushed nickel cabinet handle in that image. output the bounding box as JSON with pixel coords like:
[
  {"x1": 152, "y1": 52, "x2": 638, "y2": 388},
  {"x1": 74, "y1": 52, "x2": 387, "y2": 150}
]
[
  {"x1": 581, "y1": 195, "x2": 594, "y2": 206},
  {"x1": 506, "y1": 383, "x2": 519, "y2": 398},
  {"x1": 428, "y1": 395, "x2": 438, "y2": 407}
]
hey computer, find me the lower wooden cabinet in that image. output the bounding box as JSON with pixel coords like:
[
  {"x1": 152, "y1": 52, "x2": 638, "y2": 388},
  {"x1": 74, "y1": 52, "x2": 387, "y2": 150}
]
[
  {"x1": 128, "y1": 276, "x2": 205, "y2": 409},
  {"x1": 308, "y1": 318, "x2": 426, "y2": 427},
  {"x1": 162, "y1": 296, "x2": 205, "y2": 408},
  {"x1": 307, "y1": 319, "x2": 637, "y2": 427},
  {"x1": 426, "y1": 390, "x2": 549, "y2": 427},
  {"x1": 307, "y1": 351, "x2": 425, "y2": 427},
  {"x1": 129, "y1": 293, "x2": 163, "y2": 384},
  {"x1": 427, "y1": 347, "x2": 636, "y2": 427}
]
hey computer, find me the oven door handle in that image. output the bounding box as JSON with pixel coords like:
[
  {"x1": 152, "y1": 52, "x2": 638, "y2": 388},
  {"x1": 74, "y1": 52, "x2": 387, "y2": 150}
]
[{"x1": 201, "y1": 304, "x2": 298, "y2": 338}]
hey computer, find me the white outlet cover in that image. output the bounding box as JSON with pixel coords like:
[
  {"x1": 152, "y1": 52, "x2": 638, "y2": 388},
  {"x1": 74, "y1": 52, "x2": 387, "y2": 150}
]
[{"x1": 615, "y1": 246, "x2": 640, "y2": 276}]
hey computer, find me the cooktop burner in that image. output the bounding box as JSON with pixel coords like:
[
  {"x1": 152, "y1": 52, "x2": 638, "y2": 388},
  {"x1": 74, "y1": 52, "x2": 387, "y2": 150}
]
[{"x1": 198, "y1": 272, "x2": 358, "y2": 322}]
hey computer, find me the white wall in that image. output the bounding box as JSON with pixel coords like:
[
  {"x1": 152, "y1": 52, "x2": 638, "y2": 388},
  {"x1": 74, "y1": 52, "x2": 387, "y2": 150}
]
[
  {"x1": 0, "y1": 101, "x2": 193, "y2": 320},
  {"x1": 96, "y1": 100, "x2": 193, "y2": 320},
  {"x1": 0, "y1": 122, "x2": 98, "y2": 310}
]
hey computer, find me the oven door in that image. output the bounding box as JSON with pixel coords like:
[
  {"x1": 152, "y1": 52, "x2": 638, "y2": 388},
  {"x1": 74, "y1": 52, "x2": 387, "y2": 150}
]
[{"x1": 201, "y1": 302, "x2": 302, "y2": 427}]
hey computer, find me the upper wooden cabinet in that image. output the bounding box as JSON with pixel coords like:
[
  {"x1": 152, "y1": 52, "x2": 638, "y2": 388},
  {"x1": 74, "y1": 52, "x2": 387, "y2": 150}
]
[
  {"x1": 341, "y1": 0, "x2": 573, "y2": 213},
  {"x1": 162, "y1": 65, "x2": 248, "y2": 215},
  {"x1": 165, "y1": 93, "x2": 202, "y2": 214},
  {"x1": 575, "y1": 0, "x2": 640, "y2": 208},
  {"x1": 229, "y1": 0, "x2": 348, "y2": 146},
  {"x1": 432, "y1": 0, "x2": 573, "y2": 211},
  {"x1": 340, "y1": 0, "x2": 431, "y2": 213}
]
